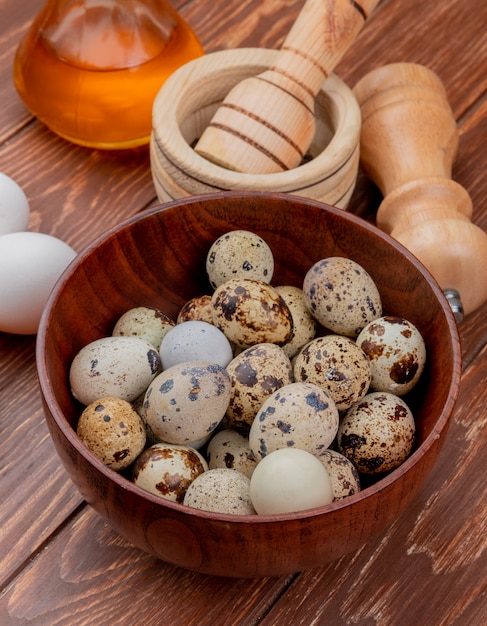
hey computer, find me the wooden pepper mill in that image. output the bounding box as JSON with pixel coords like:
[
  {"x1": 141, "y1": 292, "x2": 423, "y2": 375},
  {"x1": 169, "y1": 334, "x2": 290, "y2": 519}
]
[
  {"x1": 353, "y1": 62, "x2": 487, "y2": 320},
  {"x1": 195, "y1": 0, "x2": 380, "y2": 174}
]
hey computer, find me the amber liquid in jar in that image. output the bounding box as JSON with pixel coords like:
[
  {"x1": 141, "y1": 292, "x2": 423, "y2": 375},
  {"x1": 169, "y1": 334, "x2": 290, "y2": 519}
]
[{"x1": 13, "y1": 0, "x2": 204, "y2": 149}]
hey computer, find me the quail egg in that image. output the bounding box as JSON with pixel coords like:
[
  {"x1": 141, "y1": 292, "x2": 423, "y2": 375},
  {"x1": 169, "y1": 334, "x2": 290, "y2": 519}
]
[
  {"x1": 177, "y1": 295, "x2": 214, "y2": 324},
  {"x1": 337, "y1": 391, "x2": 416, "y2": 474},
  {"x1": 69, "y1": 336, "x2": 160, "y2": 405},
  {"x1": 143, "y1": 361, "x2": 231, "y2": 444},
  {"x1": 224, "y1": 343, "x2": 294, "y2": 433},
  {"x1": 356, "y1": 316, "x2": 426, "y2": 396},
  {"x1": 112, "y1": 306, "x2": 175, "y2": 350},
  {"x1": 206, "y1": 230, "x2": 274, "y2": 289},
  {"x1": 303, "y1": 257, "x2": 382, "y2": 337},
  {"x1": 317, "y1": 449, "x2": 361, "y2": 501},
  {"x1": 77, "y1": 397, "x2": 146, "y2": 471},
  {"x1": 206, "y1": 429, "x2": 257, "y2": 478},
  {"x1": 293, "y1": 335, "x2": 371, "y2": 411},
  {"x1": 132, "y1": 442, "x2": 208, "y2": 502},
  {"x1": 248, "y1": 382, "x2": 339, "y2": 461},
  {"x1": 274, "y1": 285, "x2": 317, "y2": 358},
  {"x1": 211, "y1": 278, "x2": 294, "y2": 348},
  {"x1": 183, "y1": 468, "x2": 256, "y2": 515}
]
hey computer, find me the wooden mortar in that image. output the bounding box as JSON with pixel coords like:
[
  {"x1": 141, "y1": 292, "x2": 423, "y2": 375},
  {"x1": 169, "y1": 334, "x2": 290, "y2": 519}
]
[{"x1": 151, "y1": 48, "x2": 361, "y2": 208}]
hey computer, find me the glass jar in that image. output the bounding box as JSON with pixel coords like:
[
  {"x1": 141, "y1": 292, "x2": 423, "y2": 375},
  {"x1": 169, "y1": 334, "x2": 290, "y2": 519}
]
[{"x1": 13, "y1": 0, "x2": 204, "y2": 149}]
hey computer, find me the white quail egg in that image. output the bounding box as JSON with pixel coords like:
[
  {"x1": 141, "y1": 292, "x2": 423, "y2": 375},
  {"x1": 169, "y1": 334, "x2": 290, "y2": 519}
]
[
  {"x1": 159, "y1": 320, "x2": 233, "y2": 369},
  {"x1": 250, "y1": 448, "x2": 334, "y2": 515}
]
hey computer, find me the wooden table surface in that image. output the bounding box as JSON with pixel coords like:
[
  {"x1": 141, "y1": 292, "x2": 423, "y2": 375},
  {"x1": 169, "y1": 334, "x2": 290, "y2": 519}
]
[{"x1": 1, "y1": 1, "x2": 486, "y2": 624}]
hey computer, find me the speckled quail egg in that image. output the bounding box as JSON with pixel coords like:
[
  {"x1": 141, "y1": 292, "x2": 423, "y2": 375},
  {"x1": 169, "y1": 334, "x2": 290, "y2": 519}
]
[
  {"x1": 337, "y1": 391, "x2": 416, "y2": 475},
  {"x1": 250, "y1": 448, "x2": 334, "y2": 515},
  {"x1": 206, "y1": 230, "x2": 274, "y2": 289},
  {"x1": 303, "y1": 257, "x2": 382, "y2": 337},
  {"x1": 206, "y1": 429, "x2": 257, "y2": 478},
  {"x1": 274, "y1": 285, "x2": 317, "y2": 358},
  {"x1": 211, "y1": 278, "x2": 294, "y2": 348},
  {"x1": 224, "y1": 343, "x2": 294, "y2": 433},
  {"x1": 356, "y1": 316, "x2": 427, "y2": 396},
  {"x1": 177, "y1": 295, "x2": 214, "y2": 324},
  {"x1": 112, "y1": 306, "x2": 175, "y2": 350},
  {"x1": 144, "y1": 361, "x2": 231, "y2": 445},
  {"x1": 183, "y1": 468, "x2": 256, "y2": 515},
  {"x1": 132, "y1": 442, "x2": 208, "y2": 503},
  {"x1": 77, "y1": 397, "x2": 146, "y2": 471},
  {"x1": 69, "y1": 336, "x2": 160, "y2": 405},
  {"x1": 159, "y1": 320, "x2": 233, "y2": 369},
  {"x1": 249, "y1": 382, "x2": 339, "y2": 461},
  {"x1": 317, "y1": 449, "x2": 361, "y2": 501},
  {"x1": 293, "y1": 335, "x2": 371, "y2": 411}
]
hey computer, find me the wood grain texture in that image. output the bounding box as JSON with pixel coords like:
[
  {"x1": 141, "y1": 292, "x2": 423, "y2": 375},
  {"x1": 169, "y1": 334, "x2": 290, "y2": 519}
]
[{"x1": 1, "y1": 0, "x2": 486, "y2": 622}]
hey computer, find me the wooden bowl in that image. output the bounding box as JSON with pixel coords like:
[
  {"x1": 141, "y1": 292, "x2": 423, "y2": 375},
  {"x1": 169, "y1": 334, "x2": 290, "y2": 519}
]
[
  {"x1": 150, "y1": 48, "x2": 361, "y2": 208},
  {"x1": 36, "y1": 192, "x2": 461, "y2": 578}
]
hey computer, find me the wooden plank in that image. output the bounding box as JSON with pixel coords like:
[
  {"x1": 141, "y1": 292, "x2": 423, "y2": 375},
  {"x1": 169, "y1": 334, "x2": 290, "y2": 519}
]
[
  {"x1": 259, "y1": 347, "x2": 487, "y2": 625},
  {"x1": 0, "y1": 506, "x2": 294, "y2": 625}
]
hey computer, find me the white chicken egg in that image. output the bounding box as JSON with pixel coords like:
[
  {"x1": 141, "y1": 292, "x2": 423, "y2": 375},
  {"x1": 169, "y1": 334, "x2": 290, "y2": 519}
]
[
  {"x1": 0, "y1": 231, "x2": 76, "y2": 334},
  {"x1": 159, "y1": 320, "x2": 233, "y2": 369},
  {"x1": 250, "y1": 447, "x2": 334, "y2": 515},
  {"x1": 0, "y1": 172, "x2": 30, "y2": 235}
]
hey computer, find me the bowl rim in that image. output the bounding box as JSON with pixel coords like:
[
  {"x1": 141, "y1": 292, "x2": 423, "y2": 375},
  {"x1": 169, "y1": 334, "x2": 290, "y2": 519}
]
[{"x1": 36, "y1": 191, "x2": 462, "y2": 524}]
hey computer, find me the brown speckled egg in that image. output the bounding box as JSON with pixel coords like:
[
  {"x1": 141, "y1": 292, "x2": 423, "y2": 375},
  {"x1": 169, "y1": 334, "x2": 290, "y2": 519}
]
[
  {"x1": 177, "y1": 295, "x2": 214, "y2": 324},
  {"x1": 206, "y1": 230, "x2": 274, "y2": 289},
  {"x1": 132, "y1": 442, "x2": 208, "y2": 503},
  {"x1": 112, "y1": 306, "x2": 175, "y2": 350},
  {"x1": 337, "y1": 391, "x2": 416, "y2": 475},
  {"x1": 211, "y1": 278, "x2": 294, "y2": 348},
  {"x1": 356, "y1": 316, "x2": 427, "y2": 396},
  {"x1": 69, "y1": 336, "x2": 160, "y2": 406},
  {"x1": 274, "y1": 285, "x2": 317, "y2": 358},
  {"x1": 206, "y1": 429, "x2": 257, "y2": 478},
  {"x1": 143, "y1": 361, "x2": 231, "y2": 445},
  {"x1": 224, "y1": 343, "x2": 294, "y2": 433},
  {"x1": 183, "y1": 468, "x2": 256, "y2": 515},
  {"x1": 303, "y1": 257, "x2": 382, "y2": 337},
  {"x1": 293, "y1": 335, "x2": 371, "y2": 411},
  {"x1": 317, "y1": 449, "x2": 361, "y2": 501},
  {"x1": 248, "y1": 382, "x2": 339, "y2": 461},
  {"x1": 77, "y1": 397, "x2": 146, "y2": 471}
]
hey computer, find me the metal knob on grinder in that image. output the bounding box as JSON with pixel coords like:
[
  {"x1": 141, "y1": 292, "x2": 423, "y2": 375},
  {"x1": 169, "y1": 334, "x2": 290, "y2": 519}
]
[{"x1": 353, "y1": 62, "x2": 487, "y2": 321}]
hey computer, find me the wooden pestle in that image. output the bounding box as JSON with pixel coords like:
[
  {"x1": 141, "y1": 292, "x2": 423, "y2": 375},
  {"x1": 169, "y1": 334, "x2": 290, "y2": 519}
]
[
  {"x1": 353, "y1": 62, "x2": 487, "y2": 319},
  {"x1": 194, "y1": 0, "x2": 380, "y2": 174}
]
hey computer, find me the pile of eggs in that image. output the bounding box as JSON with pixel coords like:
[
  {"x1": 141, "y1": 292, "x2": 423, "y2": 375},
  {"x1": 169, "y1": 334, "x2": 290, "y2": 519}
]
[
  {"x1": 0, "y1": 172, "x2": 76, "y2": 335},
  {"x1": 69, "y1": 229, "x2": 427, "y2": 516}
]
